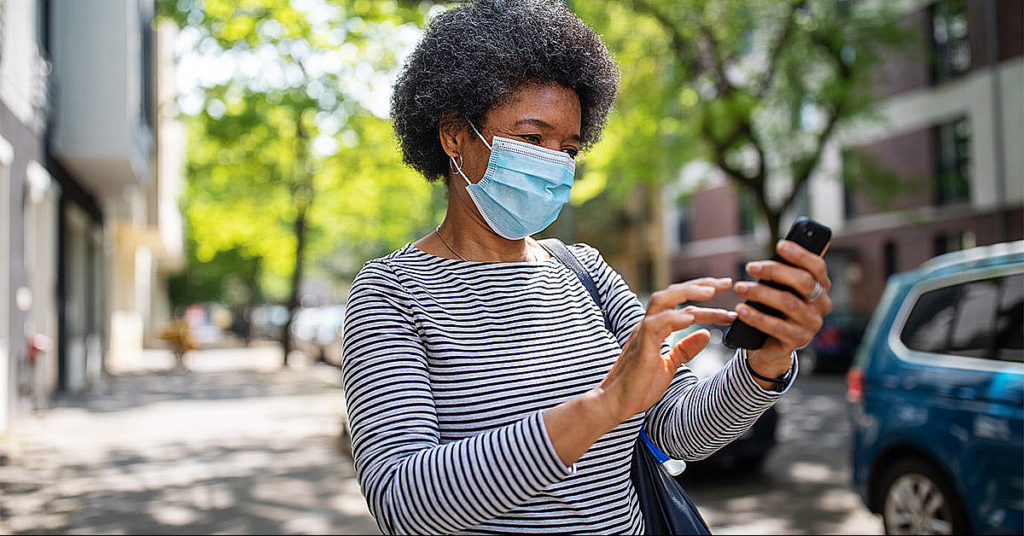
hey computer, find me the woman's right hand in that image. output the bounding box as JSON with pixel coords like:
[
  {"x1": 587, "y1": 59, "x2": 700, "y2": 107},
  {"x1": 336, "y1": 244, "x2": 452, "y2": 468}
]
[
  {"x1": 542, "y1": 277, "x2": 735, "y2": 467},
  {"x1": 594, "y1": 277, "x2": 736, "y2": 424}
]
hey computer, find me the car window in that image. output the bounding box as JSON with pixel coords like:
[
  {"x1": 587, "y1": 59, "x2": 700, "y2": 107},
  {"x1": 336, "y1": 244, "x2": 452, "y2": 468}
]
[
  {"x1": 900, "y1": 273, "x2": 1023, "y2": 362},
  {"x1": 901, "y1": 285, "x2": 958, "y2": 354},
  {"x1": 949, "y1": 278, "x2": 999, "y2": 358},
  {"x1": 994, "y1": 274, "x2": 1023, "y2": 361}
]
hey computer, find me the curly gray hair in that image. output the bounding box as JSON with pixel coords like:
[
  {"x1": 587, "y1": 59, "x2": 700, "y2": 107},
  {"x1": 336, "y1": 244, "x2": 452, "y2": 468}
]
[{"x1": 390, "y1": 0, "x2": 620, "y2": 183}]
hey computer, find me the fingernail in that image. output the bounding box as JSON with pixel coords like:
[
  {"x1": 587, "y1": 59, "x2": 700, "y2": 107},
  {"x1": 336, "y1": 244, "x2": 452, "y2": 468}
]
[
  {"x1": 680, "y1": 313, "x2": 695, "y2": 323},
  {"x1": 736, "y1": 282, "x2": 752, "y2": 293},
  {"x1": 747, "y1": 262, "x2": 762, "y2": 275},
  {"x1": 737, "y1": 304, "x2": 751, "y2": 317}
]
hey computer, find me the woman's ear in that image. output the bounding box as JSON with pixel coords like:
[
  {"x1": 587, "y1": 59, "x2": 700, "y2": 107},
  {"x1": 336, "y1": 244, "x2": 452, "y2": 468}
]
[{"x1": 438, "y1": 111, "x2": 466, "y2": 159}]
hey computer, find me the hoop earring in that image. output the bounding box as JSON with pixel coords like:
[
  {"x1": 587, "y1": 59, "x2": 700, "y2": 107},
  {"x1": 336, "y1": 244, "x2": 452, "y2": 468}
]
[{"x1": 449, "y1": 151, "x2": 464, "y2": 173}]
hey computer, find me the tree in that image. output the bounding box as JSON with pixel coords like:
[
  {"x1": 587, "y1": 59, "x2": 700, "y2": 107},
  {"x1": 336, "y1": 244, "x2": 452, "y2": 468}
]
[
  {"x1": 571, "y1": 0, "x2": 914, "y2": 253},
  {"x1": 160, "y1": 0, "x2": 444, "y2": 363}
]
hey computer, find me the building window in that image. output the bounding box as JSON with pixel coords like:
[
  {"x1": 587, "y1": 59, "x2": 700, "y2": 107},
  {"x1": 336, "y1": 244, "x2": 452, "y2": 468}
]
[
  {"x1": 675, "y1": 203, "x2": 692, "y2": 248},
  {"x1": 929, "y1": 0, "x2": 971, "y2": 84},
  {"x1": 884, "y1": 240, "x2": 898, "y2": 277},
  {"x1": 738, "y1": 189, "x2": 757, "y2": 235},
  {"x1": 140, "y1": 0, "x2": 155, "y2": 131},
  {"x1": 933, "y1": 117, "x2": 971, "y2": 206}
]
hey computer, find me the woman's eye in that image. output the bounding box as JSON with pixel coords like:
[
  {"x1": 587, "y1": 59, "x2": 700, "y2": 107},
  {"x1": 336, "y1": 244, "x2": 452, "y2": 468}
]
[
  {"x1": 563, "y1": 148, "x2": 579, "y2": 159},
  {"x1": 520, "y1": 134, "x2": 542, "y2": 144}
]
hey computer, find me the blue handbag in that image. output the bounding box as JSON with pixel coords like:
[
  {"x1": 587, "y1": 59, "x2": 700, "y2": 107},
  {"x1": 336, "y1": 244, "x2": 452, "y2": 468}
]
[{"x1": 539, "y1": 239, "x2": 712, "y2": 535}]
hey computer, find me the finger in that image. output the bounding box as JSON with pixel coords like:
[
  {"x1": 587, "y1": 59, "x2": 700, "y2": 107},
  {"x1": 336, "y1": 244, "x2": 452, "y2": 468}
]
[
  {"x1": 735, "y1": 281, "x2": 822, "y2": 329},
  {"x1": 746, "y1": 261, "x2": 820, "y2": 300},
  {"x1": 669, "y1": 329, "x2": 710, "y2": 367},
  {"x1": 735, "y1": 303, "x2": 815, "y2": 349},
  {"x1": 681, "y1": 306, "x2": 738, "y2": 325},
  {"x1": 647, "y1": 278, "x2": 733, "y2": 313},
  {"x1": 775, "y1": 240, "x2": 831, "y2": 291},
  {"x1": 644, "y1": 310, "x2": 696, "y2": 342}
]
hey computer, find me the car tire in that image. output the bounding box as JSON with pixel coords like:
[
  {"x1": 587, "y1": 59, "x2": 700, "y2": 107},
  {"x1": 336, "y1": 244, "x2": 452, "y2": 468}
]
[{"x1": 875, "y1": 457, "x2": 970, "y2": 535}]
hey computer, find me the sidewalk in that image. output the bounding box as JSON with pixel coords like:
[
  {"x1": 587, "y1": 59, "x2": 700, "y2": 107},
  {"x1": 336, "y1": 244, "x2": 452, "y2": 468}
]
[{"x1": 0, "y1": 344, "x2": 380, "y2": 535}]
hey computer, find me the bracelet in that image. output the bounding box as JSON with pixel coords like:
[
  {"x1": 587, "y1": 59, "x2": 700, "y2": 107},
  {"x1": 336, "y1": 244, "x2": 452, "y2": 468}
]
[{"x1": 742, "y1": 350, "x2": 794, "y2": 391}]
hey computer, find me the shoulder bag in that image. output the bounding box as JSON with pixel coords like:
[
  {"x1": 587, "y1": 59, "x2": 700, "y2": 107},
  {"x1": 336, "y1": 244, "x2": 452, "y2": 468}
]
[{"x1": 538, "y1": 238, "x2": 712, "y2": 535}]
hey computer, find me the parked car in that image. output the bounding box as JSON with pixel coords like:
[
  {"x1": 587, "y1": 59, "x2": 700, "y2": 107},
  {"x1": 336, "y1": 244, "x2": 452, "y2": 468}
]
[
  {"x1": 250, "y1": 303, "x2": 289, "y2": 341},
  {"x1": 290, "y1": 304, "x2": 346, "y2": 363},
  {"x1": 799, "y1": 309, "x2": 872, "y2": 375},
  {"x1": 848, "y1": 240, "x2": 1023, "y2": 535},
  {"x1": 668, "y1": 326, "x2": 779, "y2": 472},
  {"x1": 316, "y1": 304, "x2": 347, "y2": 367}
]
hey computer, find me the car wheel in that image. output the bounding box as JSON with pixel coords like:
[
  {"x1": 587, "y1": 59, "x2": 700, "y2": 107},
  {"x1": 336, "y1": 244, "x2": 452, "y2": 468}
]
[{"x1": 876, "y1": 458, "x2": 969, "y2": 535}]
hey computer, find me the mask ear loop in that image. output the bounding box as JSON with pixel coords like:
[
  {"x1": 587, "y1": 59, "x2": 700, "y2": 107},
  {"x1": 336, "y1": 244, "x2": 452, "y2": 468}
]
[{"x1": 467, "y1": 119, "x2": 492, "y2": 150}]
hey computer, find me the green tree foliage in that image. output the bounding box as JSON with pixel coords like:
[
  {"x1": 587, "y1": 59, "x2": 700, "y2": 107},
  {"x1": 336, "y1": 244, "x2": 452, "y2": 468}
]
[
  {"x1": 571, "y1": 0, "x2": 915, "y2": 250},
  {"x1": 160, "y1": 0, "x2": 444, "y2": 360}
]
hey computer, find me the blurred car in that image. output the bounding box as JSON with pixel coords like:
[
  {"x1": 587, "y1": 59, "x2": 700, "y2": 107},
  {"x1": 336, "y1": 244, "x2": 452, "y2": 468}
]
[
  {"x1": 316, "y1": 304, "x2": 347, "y2": 367},
  {"x1": 183, "y1": 302, "x2": 231, "y2": 348},
  {"x1": 799, "y1": 309, "x2": 871, "y2": 375},
  {"x1": 848, "y1": 240, "x2": 1023, "y2": 535},
  {"x1": 250, "y1": 303, "x2": 289, "y2": 341},
  {"x1": 668, "y1": 326, "x2": 779, "y2": 472},
  {"x1": 290, "y1": 304, "x2": 346, "y2": 364},
  {"x1": 290, "y1": 306, "x2": 323, "y2": 359}
]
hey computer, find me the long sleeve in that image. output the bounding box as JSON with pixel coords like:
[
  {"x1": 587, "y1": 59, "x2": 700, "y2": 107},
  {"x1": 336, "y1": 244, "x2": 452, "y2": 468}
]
[
  {"x1": 572, "y1": 243, "x2": 795, "y2": 462},
  {"x1": 341, "y1": 261, "x2": 573, "y2": 535}
]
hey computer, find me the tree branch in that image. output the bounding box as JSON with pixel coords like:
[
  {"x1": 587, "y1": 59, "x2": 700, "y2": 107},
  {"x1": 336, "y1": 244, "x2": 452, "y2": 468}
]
[
  {"x1": 628, "y1": 0, "x2": 702, "y2": 78},
  {"x1": 782, "y1": 106, "x2": 840, "y2": 210},
  {"x1": 756, "y1": 0, "x2": 806, "y2": 99},
  {"x1": 696, "y1": 24, "x2": 737, "y2": 97}
]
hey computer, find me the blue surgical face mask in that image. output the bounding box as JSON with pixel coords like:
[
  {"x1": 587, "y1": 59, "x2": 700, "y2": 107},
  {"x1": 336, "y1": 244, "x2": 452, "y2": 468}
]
[{"x1": 451, "y1": 121, "x2": 576, "y2": 240}]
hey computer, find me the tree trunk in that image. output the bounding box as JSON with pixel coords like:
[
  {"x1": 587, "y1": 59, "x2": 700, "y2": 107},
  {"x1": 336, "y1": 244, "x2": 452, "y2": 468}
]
[{"x1": 281, "y1": 206, "x2": 308, "y2": 366}]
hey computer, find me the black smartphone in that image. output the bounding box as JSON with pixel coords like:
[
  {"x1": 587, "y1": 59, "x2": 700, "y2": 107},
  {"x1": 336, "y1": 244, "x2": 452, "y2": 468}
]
[{"x1": 723, "y1": 217, "x2": 832, "y2": 350}]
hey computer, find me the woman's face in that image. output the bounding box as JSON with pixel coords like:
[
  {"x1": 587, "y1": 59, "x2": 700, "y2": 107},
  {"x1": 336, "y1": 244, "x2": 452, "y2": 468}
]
[{"x1": 446, "y1": 82, "x2": 582, "y2": 183}]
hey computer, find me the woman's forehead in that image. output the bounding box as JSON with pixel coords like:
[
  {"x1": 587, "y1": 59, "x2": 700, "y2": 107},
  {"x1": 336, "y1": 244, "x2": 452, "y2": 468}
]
[{"x1": 486, "y1": 83, "x2": 582, "y2": 134}]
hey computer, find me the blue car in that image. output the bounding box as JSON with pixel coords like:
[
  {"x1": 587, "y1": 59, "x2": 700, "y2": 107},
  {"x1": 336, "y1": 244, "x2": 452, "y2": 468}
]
[{"x1": 848, "y1": 240, "x2": 1024, "y2": 535}]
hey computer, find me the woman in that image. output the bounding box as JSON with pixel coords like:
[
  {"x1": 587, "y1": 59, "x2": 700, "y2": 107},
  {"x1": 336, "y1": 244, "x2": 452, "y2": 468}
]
[{"x1": 341, "y1": 1, "x2": 832, "y2": 534}]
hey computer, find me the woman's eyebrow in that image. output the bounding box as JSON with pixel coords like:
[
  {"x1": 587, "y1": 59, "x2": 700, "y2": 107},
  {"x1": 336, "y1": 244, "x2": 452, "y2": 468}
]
[{"x1": 514, "y1": 118, "x2": 582, "y2": 142}]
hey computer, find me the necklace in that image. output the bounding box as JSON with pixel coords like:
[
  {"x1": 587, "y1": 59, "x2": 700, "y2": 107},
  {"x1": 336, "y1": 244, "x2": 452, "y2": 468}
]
[
  {"x1": 434, "y1": 226, "x2": 539, "y2": 262},
  {"x1": 435, "y1": 226, "x2": 468, "y2": 261}
]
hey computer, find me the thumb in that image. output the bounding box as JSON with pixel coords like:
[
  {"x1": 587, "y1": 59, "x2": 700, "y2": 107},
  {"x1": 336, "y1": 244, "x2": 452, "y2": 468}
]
[{"x1": 669, "y1": 329, "x2": 711, "y2": 367}]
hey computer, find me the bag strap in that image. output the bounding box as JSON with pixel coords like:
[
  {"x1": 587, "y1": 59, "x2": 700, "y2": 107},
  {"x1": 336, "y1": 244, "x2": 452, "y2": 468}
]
[{"x1": 538, "y1": 238, "x2": 613, "y2": 333}]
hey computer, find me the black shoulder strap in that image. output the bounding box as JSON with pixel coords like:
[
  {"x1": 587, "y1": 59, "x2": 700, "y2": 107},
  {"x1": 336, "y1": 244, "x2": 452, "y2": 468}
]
[{"x1": 538, "y1": 238, "x2": 613, "y2": 333}]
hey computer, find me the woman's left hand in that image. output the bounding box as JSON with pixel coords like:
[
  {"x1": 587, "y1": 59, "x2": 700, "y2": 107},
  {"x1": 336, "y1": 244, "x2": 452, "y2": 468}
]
[{"x1": 733, "y1": 239, "x2": 833, "y2": 380}]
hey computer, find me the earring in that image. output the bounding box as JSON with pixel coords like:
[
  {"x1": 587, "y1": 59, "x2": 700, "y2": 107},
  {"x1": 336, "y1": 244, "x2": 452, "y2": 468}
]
[{"x1": 449, "y1": 151, "x2": 464, "y2": 173}]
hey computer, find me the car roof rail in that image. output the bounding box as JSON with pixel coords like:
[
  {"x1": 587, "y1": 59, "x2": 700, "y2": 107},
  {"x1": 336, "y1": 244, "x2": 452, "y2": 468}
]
[{"x1": 916, "y1": 240, "x2": 1024, "y2": 275}]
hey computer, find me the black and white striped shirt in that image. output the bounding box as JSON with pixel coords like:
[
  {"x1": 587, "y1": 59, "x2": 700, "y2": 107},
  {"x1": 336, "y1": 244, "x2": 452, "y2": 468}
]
[{"x1": 341, "y1": 242, "x2": 793, "y2": 535}]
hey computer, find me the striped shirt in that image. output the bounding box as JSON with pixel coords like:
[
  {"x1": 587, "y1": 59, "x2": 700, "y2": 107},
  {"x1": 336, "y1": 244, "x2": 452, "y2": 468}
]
[{"x1": 341, "y1": 242, "x2": 794, "y2": 535}]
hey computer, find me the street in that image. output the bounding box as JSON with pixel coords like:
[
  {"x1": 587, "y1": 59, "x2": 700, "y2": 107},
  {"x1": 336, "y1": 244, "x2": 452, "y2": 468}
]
[
  {"x1": 681, "y1": 374, "x2": 885, "y2": 535},
  {"x1": 0, "y1": 346, "x2": 883, "y2": 535}
]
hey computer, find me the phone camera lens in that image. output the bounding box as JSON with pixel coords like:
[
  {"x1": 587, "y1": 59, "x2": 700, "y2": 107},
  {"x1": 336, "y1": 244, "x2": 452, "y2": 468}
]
[{"x1": 805, "y1": 230, "x2": 813, "y2": 237}]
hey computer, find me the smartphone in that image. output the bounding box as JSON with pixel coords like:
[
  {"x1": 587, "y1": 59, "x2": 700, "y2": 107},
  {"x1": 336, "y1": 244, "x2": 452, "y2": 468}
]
[{"x1": 723, "y1": 217, "x2": 832, "y2": 350}]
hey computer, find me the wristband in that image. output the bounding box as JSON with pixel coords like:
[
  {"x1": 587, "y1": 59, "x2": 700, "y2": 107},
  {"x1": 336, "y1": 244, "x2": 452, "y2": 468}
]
[{"x1": 743, "y1": 349, "x2": 794, "y2": 392}]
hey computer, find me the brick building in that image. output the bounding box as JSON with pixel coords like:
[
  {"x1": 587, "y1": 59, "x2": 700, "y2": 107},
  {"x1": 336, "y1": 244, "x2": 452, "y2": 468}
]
[{"x1": 664, "y1": 0, "x2": 1023, "y2": 315}]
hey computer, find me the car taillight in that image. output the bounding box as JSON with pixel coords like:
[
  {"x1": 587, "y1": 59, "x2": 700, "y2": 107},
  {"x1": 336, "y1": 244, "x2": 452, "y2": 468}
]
[
  {"x1": 846, "y1": 366, "x2": 865, "y2": 404},
  {"x1": 819, "y1": 327, "x2": 841, "y2": 347}
]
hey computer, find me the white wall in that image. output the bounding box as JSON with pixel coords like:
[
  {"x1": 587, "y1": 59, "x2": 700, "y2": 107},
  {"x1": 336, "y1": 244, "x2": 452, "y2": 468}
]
[
  {"x1": 0, "y1": 135, "x2": 12, "y2": 433},
  {"x1": 0, "y1": 0, "x2": 44, "y2": 128}
]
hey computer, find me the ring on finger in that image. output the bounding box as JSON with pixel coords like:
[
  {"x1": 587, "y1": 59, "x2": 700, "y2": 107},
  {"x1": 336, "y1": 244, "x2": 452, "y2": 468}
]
[{"x1": 804, "y1": 280, "x2": 823, "y2": 302}]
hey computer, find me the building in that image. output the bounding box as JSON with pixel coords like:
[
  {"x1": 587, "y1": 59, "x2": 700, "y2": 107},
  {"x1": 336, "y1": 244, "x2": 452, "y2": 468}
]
[
  {"x1": 665, "y1": 0, "x2": 1023, "y2": 314},
  {"x1": 0, "y1": 0, "x2": 184, "y2": 433}
]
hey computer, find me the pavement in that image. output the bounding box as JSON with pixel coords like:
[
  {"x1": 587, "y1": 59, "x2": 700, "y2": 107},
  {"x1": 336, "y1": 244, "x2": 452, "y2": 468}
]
[
  {"x1": 0, "y1": 344, "x2": 381, "y2": 535},
  {"x1": 1, "y1": 344, "x2": 883, "y2": 535}
]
